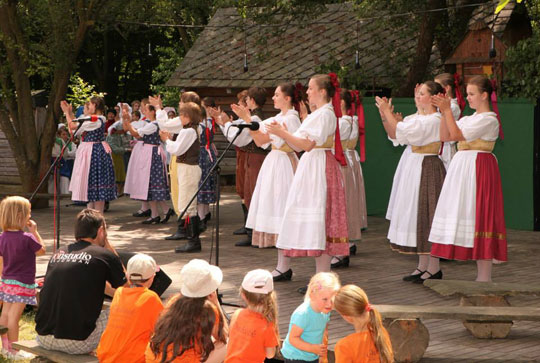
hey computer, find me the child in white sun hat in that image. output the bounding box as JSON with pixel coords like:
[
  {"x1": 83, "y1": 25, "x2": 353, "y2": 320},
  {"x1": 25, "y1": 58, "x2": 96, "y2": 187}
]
[
  {"x1": 225, "y1": 269, "x2": 280, "y2": 363},
  {"x1": 146, "y1": 259, "x2": 228, "y2": 363}
]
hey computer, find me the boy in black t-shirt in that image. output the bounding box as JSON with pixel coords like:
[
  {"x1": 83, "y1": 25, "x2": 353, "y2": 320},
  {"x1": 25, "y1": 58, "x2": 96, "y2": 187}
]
[{"x1": 35, "y1": 209, "x2": 126, "y2": 355}]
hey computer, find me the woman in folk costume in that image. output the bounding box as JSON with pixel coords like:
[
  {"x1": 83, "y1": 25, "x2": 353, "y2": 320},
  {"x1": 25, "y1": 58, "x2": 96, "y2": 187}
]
[
  {"x1": 125, "y1": 102, "x2": 153, "y2": 218},
  {"x1": 375, "y1": 81, "x2": 446, "y2": 283},
  {"x1": 231, "y1": 83, "x2": 302, "y2": 281},
  {"x1": 61, "y1": 97, "x2": 117, "y2": 213},
  {"x1": 430, "y1": 75, "x2": 506, "y2": 282},
  {"x1": 213, "y1": 87, "x2": 269, "y2": 247},
  {"x1": 266, "y1": 74, "x2": 349, "y2": 291},
  {"x1": 159, "y1": 102, "x2": 204, "y2": 253},
  {"x1": 122, "y1": 104, "x2": 173, "y2": 224},
  {"x1": 350, "y1": 91, "x2": 368, "y2": 232},
  {"x1": 198, "y1": 97, "x2": 219, "y2": 232},
  {"x1": 434, "y1": 73, "x2": 466, "y2": 170},
  {"x1": 331, "y1": 90, "x2": 363, "y2": 269}
]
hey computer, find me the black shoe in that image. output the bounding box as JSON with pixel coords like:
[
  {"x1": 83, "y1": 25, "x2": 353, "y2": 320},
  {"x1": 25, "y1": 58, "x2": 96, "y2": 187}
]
[
  {"x1": 133, "y1": 209, "x2": 151, "y2": 217},
  {"x1": 104, "y1": 201, "x2": 110, "y2": 212},
  {"x1": 142, "y1": 216, "x2": 161, "y2": 224},
  {"x1": 235, "y1": 228, "x2": 252, "y2": 246},
  {"x1": 175, "y1": 216, "x2": 201, "y2": 253},
  {"x1": 403, "y1": 269, "x2": 425, "y2": 282},
  {"x1": 233, "y1": 226, "x2": 247, "y2": 235},
  {"x1": 235, "y1": 239, "x2": 252, "y2": 247},
  {"x1": 331, "y1": 256, "x2": 350, "y2": 269},
  {"x1": 273, "y1": 269, "x2": 292, "y2": 282},
  {"x1": 414, "y1": 270, "x2": 443, "y2": 284},
  {"x1": 297, "y1": 286, "x2": 308, "y2": 294},
  {"x1": 165, "y1": 221, "x2": 189, "y2": 240},
  {"x1": 199, "y1": 218, "x2": 207, "y2": 233},
  {"x1": 349, "y1": 244, "x2": 357, "y2": 256},
  {"x1": 204, "y1": 212, "x2": 211, "y2": 222},
  {"x1": 160, "y1": 208, "x2": 176, "y2": 224},
  {"x1": 175, "y1": 240, "x2": 201, "y2": 253}
]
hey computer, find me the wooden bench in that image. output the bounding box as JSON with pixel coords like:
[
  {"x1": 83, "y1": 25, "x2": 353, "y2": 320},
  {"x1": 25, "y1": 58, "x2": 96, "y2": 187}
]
[
  {"x1": 424, "y1": 279, "x2": 540, "y2": 339},
  {"x1": 376, "y1": 304, "x2": 540, "y2": 363},
  {"x1": 12, "y1": 340, "x2": 98, "y2": 363}
]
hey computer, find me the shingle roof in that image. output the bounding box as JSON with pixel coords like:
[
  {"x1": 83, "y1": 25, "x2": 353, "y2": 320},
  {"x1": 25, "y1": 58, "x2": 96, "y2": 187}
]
[
  {"x1": 469, "y1": 0, "x2": 514, "y2": 37},
  {"x1": 167, "y1": 1, "x2": 514, "y2": 89}
]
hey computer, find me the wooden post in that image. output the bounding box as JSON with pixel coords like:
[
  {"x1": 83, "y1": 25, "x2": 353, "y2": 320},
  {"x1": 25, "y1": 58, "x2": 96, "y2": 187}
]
[
  {"x1": 460, "y1": 296, "x2": 513, "y2": 338},
  {"x1": 384, "y1": 318, "x2": 429, "y2": 363}
]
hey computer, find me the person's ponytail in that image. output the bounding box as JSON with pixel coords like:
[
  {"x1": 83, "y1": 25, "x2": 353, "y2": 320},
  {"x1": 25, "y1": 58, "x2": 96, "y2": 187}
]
[{"x1": 368, "y1": 307, "x2": 394, "y2": 363}]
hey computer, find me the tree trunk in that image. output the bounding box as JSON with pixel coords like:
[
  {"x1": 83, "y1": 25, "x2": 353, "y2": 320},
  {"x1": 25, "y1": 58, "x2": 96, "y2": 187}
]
[{"x1": 397, "y1": 0, "x2": 446, "y2": 96}]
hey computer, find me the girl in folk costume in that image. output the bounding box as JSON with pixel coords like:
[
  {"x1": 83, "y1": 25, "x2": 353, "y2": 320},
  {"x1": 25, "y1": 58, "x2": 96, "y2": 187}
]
[
  {"x1": 214, "y1": 87, "x2": 269, "y2": 247},
  {"x1": 266, "y1": 74, "x2": 349, "y2": 288},
  {"x1": 198, "y1": 97, "x2": 219, "y2": 232},
  {"x1": 375, "y1": 81, "x2": 446, "y2": 283},
  {"x1": 430, "y1": 75, "x2": 507, "y2": 282},
  {"x1": 331, "y1": 90, "x2": 362, "y2": 269},
  {"x1": 61, "y1": 96, "x2": 117, "y2": 213},
  {"x1": 232, "y1": 90, "x2": 250, "y2": 236},
  {"x1": 122, "y1": 105, "x2": 173, "y2": 224},
  {"x1": 159, "y1": 102, "x2": 204, "y2": 253},
  {"x1": 349, "y1": 91, "x2": 368, "y2": 232},
  {"x1": 125, "y1": 102, "x2": 152, "y2": 218},
  {"x1": 231, "y1": 83, "x2": 301, "y2": 281},
  {"x1": 434, "y1": 73, "x2": 465, "y2": 170},
  {"x1": 159, "y1": 92, "x2": 202, "y2": 224}
]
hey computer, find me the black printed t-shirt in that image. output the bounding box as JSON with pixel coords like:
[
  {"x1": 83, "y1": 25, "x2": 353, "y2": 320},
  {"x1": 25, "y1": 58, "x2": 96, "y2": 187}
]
[{"x1": 35, "y1": 240, "x2": 126, "y2": 340}]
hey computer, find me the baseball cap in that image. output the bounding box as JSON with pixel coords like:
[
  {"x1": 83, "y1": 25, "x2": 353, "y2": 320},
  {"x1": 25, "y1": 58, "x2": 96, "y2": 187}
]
[
  {"x1": 127, "y1": 254, "x2": 158, "y2": 281},
  {"x1": 180, "y1": 259, "x2": 223, "y2": 298},
  {"x1": 242, "y1": 269, "x2": 273, "y2": 294}
]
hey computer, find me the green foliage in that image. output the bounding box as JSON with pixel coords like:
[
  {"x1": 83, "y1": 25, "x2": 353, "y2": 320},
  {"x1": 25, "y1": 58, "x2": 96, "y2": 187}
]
[
  {"x1": 150, "y1": 45, "x2": 183, "y2": 106},
  {"x1": 66, "y1": 73, "x2": 106, "y2": 109},
  {"x1": 502, "y1": 32, "x2": 540, "y2": 100},
  {"x1": 315, "y1": 55, "x2": 367, "y2": 90}
]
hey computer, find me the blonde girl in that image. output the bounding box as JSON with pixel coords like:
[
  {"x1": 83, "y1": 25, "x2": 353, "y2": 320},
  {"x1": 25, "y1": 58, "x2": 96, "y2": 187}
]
[
  {"x1": 0, "y1": 196, "x2": 45, "y2": 359},
  {"x1": 225, "y1": 269, "x2": 279, "y2": 362},
  {"x1": 334, "y1": 285, "x2": 393, "y2": 363},
  {"x1": 281, "y1": 272, "x2": 340, "y2": 363}
]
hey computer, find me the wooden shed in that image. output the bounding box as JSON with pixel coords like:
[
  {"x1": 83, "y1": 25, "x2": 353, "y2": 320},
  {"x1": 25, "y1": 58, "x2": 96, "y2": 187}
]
[{"x1": 445, "y1": 1, "x2": 532, "y2": 85}]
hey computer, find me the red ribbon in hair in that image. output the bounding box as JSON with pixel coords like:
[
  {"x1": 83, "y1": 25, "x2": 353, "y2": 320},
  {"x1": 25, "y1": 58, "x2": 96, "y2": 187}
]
[
  {"x1": 365, "y1": 303, "x2": 372, "y2": 312},
  {"x1": 329, "y1": 73, "x2": 347, "y2": 166},
  {"x1": 490, "y1": 79, "x2": 504, "y2": 140},
  {"x1": 293, "y1": 82, "x2": 304, "y2": 113},
  {"x1": 454, "y1": 73, "x2": 466, "y2": 117},
  {"x1": 349, "y1": 90, "x2": 366, "y2": 162}
]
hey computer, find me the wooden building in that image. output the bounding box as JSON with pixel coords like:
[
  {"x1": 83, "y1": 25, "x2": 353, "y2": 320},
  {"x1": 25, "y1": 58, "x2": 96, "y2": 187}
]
[{"x1": 445, "y1": 1, "x2": 532, "y2": 85}]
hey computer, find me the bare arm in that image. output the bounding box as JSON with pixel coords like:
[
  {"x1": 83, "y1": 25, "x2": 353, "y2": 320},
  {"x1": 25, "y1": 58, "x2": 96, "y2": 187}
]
[
  {"x1": 375, "y1": 97, "x2": 399, "y2": 139},
  {"x1": 27, "y1": 220, "x2": 45, "y2": 256},
  {"x1": 251, "y1": 130, "x2": 272, "y2": 147},
  {"x1": 288, "y1": 325, "x2": 327, "y2": 356},
  {"x1": 432, "y1": 95, "x2": 465, "y2": 142}
]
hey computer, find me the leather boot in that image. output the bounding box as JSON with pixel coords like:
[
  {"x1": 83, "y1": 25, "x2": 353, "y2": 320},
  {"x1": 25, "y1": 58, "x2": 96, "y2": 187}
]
[
  {"x1": 233, "y1": 204, "x2": 248, "y2": 235},
  {"x1": 235, "y1": 228, "x2": 252, "y2": 247},
  {"x1": 165, "y1": 220, "x2": 189, "y2": 240},
  {"x1": 175, "y1": 216, "x2": 201, "y2": 253}
]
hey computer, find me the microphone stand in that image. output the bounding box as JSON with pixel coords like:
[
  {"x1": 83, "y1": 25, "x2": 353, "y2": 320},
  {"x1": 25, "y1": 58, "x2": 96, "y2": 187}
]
[
  {"x1": 174, "y1": 127, "x2": 244, "y2": 308},
  {"x1": 30, "y1": 130, "x2": 79, "y2": 250}
]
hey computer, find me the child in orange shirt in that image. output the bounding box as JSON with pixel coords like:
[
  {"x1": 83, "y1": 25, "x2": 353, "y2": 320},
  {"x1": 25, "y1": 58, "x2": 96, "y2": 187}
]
[
  {"x1": 334, "y1": 285, "x2": 394, "y2": 363},
  {"x1": 225, "y1": 269, "x2": 279, "y2": 363},
  {"x1": 97, "y1": 253, "x2": 163, "y2": 363}
]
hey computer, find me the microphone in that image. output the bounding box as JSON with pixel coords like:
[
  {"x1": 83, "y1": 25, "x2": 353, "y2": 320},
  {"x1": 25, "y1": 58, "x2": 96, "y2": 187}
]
[
  {"x1": 74, "y1": 115, "x2": 100, "y2": 136},
  {"x1": 231, "y1": 122, "x2": 260, "y2": 131},
  {"x1": 76, "y1": 115, "x2": 100, "y2": 123}
]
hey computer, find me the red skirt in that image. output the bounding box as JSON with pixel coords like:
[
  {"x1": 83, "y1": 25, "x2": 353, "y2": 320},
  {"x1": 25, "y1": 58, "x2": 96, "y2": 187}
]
[
  {"x1": 284, "y1": 151, "x2": 349, "y2": 257},
  {"x1": 431, "y1": 153, "x2": 507, "y2": 261}
]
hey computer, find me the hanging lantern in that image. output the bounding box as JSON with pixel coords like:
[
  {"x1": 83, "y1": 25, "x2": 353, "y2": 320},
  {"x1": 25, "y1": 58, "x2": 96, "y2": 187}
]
[
  {"x1": 243, "y1": 53, "x2": 248, "y2": 73},
  {"x1": 489, "y1": 34, "x2": 496, "y2": 58},
  {"x1": 355, "y1": 50, "x2": 360, "y2": 69},
  {"x1": 148, "y1": 41, "x2": 152, "y2": 57}
]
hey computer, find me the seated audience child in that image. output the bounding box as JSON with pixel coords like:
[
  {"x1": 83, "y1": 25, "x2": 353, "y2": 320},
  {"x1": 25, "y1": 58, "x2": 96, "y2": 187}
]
[
  {"x1": 145, "y1": 259, "x2": 228, "y2": 363},
  {"x1": 281, "y1": 272, "x2": 340, "y2": 363},
  {"x1": 334, "y1": 285, "x2": 393, "y2": 363},
  {"x1": 97, "y1": 253, "x2": 163, "y2": 362},
  {"x1": 225, "y1": 269, "x2": 279, "y2": 362}
]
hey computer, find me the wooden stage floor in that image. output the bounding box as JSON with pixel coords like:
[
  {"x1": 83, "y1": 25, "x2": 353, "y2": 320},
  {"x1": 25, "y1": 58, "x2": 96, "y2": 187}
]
[{"x1": 32, "y1": 193, "x2": 540, "y2": 362}]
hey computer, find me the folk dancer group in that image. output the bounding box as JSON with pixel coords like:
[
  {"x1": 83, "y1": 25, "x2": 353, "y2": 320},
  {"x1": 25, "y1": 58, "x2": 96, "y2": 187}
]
[{"x1": 61, "y1": 71, "x2": 506, "y2": 286}]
